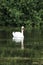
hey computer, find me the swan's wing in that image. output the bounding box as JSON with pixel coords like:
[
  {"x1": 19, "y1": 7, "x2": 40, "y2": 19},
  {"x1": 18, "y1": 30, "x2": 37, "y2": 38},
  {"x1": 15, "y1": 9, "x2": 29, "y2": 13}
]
[
  {"x1": 14, "y1": 32, "x2": 24, "y2": 38},
  {"x1": 12, "y1": 32, "x2": 24, "y2": 43},
  {"x1": 12, "y1": 32, "x2": 24, "y2": 38}
]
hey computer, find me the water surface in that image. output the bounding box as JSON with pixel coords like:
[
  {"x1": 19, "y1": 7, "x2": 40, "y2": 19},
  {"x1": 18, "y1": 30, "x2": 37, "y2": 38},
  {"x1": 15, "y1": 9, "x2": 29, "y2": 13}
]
[{"x1": 0, "y1": 27, "x2": 43, "y2": 58}]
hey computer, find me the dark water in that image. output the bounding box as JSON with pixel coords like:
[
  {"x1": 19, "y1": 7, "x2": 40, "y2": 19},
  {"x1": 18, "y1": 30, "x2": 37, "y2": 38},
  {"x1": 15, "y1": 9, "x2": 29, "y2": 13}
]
[
  {"x1": 0, "y1": 28, "x2": 43, "y2": 65},
  {"x1": 0, "y1": 28, "x2": 43, "y2": 50},
  {"x1": 0, "y1": 29, "x2": 43, "y2": 47}
]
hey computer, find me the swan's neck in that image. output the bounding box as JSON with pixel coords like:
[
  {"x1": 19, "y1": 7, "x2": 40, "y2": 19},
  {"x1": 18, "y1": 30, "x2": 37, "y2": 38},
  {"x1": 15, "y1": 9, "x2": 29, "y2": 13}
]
[{"x1": 21, "y1": 30, "x2": 24, "y2": 35}]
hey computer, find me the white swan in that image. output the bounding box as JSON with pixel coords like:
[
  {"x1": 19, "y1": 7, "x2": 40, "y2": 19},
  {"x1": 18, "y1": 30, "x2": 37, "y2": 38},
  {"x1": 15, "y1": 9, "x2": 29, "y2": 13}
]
[{"x1": 12, "y1": 26, "x2": 24, "y2": 49}]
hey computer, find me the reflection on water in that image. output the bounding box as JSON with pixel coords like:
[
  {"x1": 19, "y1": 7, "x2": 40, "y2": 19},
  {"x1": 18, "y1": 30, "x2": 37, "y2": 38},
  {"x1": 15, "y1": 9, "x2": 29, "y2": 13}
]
[
  {"x1": 0, "y1": 28, "x2": 43, "y2": 49},
  {"x1": 12, "y1": 37, "x2": 24, "y2": 49},
  {"x1": 0, "y1": 28, "x2": 43, "y2": 64}
]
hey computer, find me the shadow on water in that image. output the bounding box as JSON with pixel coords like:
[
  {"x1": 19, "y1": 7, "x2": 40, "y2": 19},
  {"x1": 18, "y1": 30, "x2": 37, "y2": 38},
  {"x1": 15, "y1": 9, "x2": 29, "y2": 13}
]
[{"x1": 24, "y1": 28, "x2": 43, "y2": 50}]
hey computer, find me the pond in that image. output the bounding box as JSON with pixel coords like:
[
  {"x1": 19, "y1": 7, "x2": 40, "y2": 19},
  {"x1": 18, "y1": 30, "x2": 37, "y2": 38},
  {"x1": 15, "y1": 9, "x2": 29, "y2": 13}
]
[
  {"x1": 0, "y1": 27, "x2": 43, "y2": 65},
  {"x1": 0, "y1": 27, "x2": 43, "y2": 49}
]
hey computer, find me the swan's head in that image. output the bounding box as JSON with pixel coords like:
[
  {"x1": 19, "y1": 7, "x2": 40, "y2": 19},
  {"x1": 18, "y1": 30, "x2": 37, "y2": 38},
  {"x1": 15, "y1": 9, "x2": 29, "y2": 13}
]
[{"x1": 21, "y1": 26, "x2": 24, "y2": 31}]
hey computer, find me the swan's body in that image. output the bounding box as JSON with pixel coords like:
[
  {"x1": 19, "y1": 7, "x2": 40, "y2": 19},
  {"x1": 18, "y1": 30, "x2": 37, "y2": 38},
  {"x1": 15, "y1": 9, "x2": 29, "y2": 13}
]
[
  {"x1": 12, "y1": 32, "x2": 24, "y2": 42},
  {"x1": 12, "y1": 26, "x2": 24, "y2": 49},
  {"x1": 12, "y1": 32, "x2": 24, "y2": 39}
]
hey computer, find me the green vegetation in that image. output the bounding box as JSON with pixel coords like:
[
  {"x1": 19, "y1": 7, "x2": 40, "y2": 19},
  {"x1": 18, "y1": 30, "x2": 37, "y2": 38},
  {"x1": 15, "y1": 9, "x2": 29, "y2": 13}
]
[{"x1": 0, "y1": 0, "x2": 43, "y2": 29}]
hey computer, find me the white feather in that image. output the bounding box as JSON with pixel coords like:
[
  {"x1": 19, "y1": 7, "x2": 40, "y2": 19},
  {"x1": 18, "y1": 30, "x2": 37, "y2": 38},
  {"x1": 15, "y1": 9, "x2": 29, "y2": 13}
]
[{"x1": 12, "y1": 26, "x2": 24, "y2": 42}]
